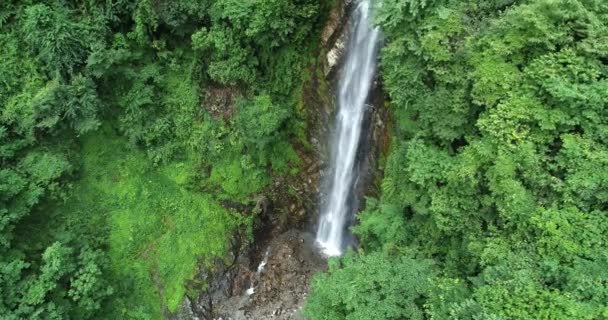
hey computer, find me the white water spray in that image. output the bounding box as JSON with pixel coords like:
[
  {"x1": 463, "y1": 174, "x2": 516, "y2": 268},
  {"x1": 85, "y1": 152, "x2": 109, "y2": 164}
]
[
  {"x1": 316, "y1": 0, "x2": 381, "y2": 256},
  {"x1": 245, "y1": 248, "x2": 270, "y2": 296}
]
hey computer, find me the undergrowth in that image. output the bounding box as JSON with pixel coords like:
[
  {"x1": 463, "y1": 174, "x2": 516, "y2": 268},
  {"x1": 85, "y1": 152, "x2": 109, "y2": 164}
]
[{"x1": 57, "y1": 126, "x2": 246, "y2": 318}]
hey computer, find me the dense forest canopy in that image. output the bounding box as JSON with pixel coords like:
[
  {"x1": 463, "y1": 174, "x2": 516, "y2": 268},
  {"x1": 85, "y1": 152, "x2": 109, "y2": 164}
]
[
  {"x1": 306, "y1": 0, "x2": 608, "y2": 319},
  {"x1": 2, "y1": 0, "x2": 608, "y2": 319},
  {"x1": 1, "y1": 0, "x2": 327, "y2": 318}
]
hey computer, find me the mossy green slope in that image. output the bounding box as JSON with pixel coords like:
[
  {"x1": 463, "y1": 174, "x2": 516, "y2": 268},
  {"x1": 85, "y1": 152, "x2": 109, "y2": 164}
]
[{"x1": 61, "y1": 126, "x2": 245, "y2": 318}]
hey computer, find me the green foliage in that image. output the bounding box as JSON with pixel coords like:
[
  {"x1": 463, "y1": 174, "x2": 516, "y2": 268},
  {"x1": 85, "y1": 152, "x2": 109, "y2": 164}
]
[
  {"x1": 21, "y1": 4, "x2": 97, "y2": 79},
  {"x1": 70, "y1": 129, "x2": 245, "y2": 317},
  {"x1": 0, "y1": 241, "x2": 112, "y2": 319},
  {"x1": 305, "y1": 251, "x2": 436, "y2": 320},
  {"x1": 2, "y1": 0, "x2": 321, "y2": 318},
  {"x1": 235, "y1": 94, "x2": 290, "y2": 149},
  {"x1": 69, "y1": 247, "x2": 115, "y2": 317},
  {"x1": 192, "y1": 26, "x2": 258, "y2": 85},
  {"x1": 192, "y1": 0, "x2": 320, "y2": 85},
  {"x1": 201, "y1": 93, "x2": 299, "y2": 199},
  {"x1": 114, "y1": 60, "x2": 200, "y2": 164},
  {"x1": 308, "y1": 0, "x2": 608, "y2": 319}
]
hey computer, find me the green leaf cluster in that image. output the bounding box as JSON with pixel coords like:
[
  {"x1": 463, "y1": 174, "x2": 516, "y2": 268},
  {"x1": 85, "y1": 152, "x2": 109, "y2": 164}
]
[{"x1": 192, "y1": 0, "x2": 320, "y2": 85}]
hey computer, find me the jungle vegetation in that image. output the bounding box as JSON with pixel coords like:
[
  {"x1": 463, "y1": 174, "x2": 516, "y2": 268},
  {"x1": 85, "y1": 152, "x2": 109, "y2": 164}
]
[
  {"x1": 306, "y1": 0, "x2": 608, "y2": 319},
  {"x1": 0, "y1": 0, "x2": 327, "y2": 318},
  {"x1": 2, "y1": 0, "x2": 607, "y2": 319}
]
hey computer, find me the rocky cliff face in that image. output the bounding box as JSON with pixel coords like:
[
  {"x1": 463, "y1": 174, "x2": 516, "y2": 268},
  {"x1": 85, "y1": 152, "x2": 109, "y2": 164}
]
[{"x1": 172, "y1": 0, "x2": 390, "y2": 318}]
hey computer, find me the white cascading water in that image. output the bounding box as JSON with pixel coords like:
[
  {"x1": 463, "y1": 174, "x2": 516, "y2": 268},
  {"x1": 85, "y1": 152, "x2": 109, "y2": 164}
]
[
  {"x1": 246, "y1": 248, "x2": 270, "y2": 296},
  {"x1": 316, "y1": 0, "x2": 381, "y2": 257}
]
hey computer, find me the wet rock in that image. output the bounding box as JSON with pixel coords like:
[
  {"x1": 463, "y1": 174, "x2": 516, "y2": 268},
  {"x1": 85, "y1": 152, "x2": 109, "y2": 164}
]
[
  {"x1": 175, "y1": 297, "x2": 200, "y2": 320},
  {"x1": 170, "y1": 229, "x2": 251, "y2": 320},
  {"x1": 326, "y1": 33, "x2": 347, "y2": 77},
  {"x1": 297, "y1": 208, "x2": 306, "y2": 218},
  {"x1": 323, "y1": 0, "x2": 354, "y2": 77},
  {"x1": 211, "y1": 230, "x2": 326, "y2": 320},
  {"x1": 321, "y1": 0, "x2": 354, "y2": 47},
  {"x1": 253, "y1": 196, "x2": 270, "y2": 215}
]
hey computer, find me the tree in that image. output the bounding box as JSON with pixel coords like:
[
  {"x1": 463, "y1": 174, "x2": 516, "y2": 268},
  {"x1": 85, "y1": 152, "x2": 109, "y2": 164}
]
[
  {"x1": 305, "y1": 251, "x2": 436, "y2": 320},
  {"x1": 22, "y1": 4, "x2": 92, "y2": 79},
  {"x1": 191, "y1": 0, "x2": 320, "y2": 85}
]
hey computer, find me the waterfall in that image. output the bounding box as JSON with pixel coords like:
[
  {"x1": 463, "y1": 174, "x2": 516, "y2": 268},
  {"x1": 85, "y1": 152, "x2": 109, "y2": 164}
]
[{"x1": 316, "y1": 0, "x2": 381, "y2": 257}]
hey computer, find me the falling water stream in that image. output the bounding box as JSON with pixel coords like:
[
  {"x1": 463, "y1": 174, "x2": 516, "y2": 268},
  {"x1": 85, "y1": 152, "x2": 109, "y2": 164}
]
[{"x1": 316, "y1": 0, "x2": 381, "y2": 256}]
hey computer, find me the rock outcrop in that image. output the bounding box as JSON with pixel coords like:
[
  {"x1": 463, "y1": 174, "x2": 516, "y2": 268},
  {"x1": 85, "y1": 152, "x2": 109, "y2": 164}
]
[{"x1": 213, "y1": 230, "x2": 325, "y2": 320}]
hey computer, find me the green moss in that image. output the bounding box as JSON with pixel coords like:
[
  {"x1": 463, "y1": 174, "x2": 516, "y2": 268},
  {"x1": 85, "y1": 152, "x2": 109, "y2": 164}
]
[{"x1": 59, "y1": 126, "x2": 245, "y2": 318}]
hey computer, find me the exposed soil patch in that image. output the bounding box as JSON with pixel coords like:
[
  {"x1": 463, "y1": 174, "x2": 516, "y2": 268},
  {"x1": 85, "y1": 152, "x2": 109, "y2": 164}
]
[{"x1": 203, "y1": 86, "x2": 241, "y2": 120}]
